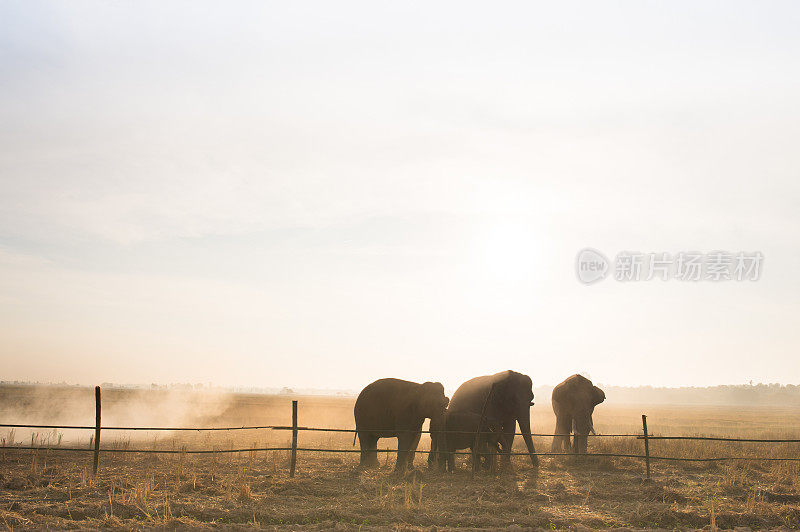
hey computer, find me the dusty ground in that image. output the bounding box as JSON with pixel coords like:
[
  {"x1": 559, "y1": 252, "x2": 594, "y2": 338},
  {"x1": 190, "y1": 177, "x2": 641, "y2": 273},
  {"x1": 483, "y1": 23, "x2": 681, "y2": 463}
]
[{"x1": 1, "y1": 386, "x2": 800, "y2": 529}]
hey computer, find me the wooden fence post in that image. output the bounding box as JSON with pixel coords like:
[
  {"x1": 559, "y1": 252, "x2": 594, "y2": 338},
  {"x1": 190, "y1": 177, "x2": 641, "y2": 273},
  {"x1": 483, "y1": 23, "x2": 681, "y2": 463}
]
[
  {"x1": 93, "y1": 386, "x2": 101, "y2": 476},
  {"x1": 290, "y1": 400, "x2": 298, "y2": 477},
  {"x1": 641, "y1": 414, "x2": 650, "y2": 480}
]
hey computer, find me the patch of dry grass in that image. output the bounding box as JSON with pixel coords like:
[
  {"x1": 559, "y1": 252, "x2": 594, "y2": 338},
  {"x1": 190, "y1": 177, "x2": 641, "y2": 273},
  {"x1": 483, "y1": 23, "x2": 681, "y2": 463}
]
[{"x1": 2, "y1": 389, "x2": 800, "y2": 529}]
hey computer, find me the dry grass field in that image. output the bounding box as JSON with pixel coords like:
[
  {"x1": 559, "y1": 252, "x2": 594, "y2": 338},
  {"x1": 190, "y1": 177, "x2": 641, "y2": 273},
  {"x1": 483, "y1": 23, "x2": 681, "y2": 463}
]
[{"x1": 2, "y1": 386, "x2": 800, "y2": 530}]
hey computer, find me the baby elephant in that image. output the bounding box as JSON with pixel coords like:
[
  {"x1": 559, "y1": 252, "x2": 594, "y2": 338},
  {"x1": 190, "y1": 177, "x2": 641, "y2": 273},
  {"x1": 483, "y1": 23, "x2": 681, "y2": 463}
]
[{"x1": 428, "y1": 411, "x2": 502, "y2": 472}]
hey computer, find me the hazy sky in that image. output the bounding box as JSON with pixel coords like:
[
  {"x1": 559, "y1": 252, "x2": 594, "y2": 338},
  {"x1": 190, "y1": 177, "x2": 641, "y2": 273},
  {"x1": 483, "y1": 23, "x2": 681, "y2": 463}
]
[{"x1": 1, "y1": 1, "x2": 799, "y2": 391}]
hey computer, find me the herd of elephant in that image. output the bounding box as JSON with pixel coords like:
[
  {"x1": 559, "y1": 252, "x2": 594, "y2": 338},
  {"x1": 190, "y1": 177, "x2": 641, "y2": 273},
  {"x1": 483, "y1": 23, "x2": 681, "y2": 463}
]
[{"x1": 353, "y1": 370, "x2": 605, "y2": 472}]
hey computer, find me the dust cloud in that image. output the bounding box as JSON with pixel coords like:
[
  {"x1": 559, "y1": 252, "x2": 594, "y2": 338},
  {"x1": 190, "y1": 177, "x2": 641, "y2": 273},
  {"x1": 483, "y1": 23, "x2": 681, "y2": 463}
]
[{"x1": 0, "y1": 384, "x2": 359, "y2": 451}]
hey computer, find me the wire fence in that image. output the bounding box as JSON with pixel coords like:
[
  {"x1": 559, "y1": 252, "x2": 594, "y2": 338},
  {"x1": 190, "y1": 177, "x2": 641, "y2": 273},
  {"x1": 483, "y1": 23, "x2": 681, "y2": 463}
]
[
  {"x1": 0, "y1": 423, "x2": 637, "y2": 436},
  {"x1": 2, "y1": 387, "x2": 800, "y2": 478}
]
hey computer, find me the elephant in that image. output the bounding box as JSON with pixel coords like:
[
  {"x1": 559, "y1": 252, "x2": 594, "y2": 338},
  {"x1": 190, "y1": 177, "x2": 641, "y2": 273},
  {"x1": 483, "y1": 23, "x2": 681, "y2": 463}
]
[
  {"x1": 447, "y1": 370, "x2": 539, "y2": 467},
  {"x1": 354, "y1": 378, "x2": 449, "y2": 471},
  {"x1": 428, "y1": 410, "x2": 502, "y2": 472},
  {"x1": 551, "y1": 374, "x2": 605, "y2": 454}
]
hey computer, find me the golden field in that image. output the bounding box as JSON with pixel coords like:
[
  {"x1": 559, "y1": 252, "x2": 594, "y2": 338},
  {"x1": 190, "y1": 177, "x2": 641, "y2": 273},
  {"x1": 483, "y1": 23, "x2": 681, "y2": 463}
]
[{"x1": 1, "y1": 385, "x2": 800, "y2": 530}]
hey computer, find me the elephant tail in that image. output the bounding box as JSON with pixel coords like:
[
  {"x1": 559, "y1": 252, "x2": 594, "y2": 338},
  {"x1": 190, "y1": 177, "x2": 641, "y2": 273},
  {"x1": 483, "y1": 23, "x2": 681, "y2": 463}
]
[{"x1": 353, "y1": 431, "x2": 357, "y2": 446}]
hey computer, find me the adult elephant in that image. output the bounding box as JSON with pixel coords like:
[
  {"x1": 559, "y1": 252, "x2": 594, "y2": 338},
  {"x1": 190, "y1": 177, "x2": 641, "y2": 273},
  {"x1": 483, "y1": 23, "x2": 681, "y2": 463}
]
[
  {"x1": 354, "y1": 378, "x2": 449, "y2": 471},
  {"x1": 447, "y1": 370, "x2": 539, "y2": 467},
  {"x1": 551, "y1": 374, "x2": 605, "y2": 454}
]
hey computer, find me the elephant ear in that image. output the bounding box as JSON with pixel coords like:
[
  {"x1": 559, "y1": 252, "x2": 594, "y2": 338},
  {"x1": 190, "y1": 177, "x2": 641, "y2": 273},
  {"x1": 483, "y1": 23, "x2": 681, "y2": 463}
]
[{"x1": 592, "y1": 386, "x2": 606, "y2": 406}]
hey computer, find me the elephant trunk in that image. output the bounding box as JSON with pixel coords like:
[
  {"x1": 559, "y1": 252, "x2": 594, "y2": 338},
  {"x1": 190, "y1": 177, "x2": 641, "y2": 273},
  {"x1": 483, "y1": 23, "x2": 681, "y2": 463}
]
[{"x1": 517, "y1": 407, "x2": 539, "y2": 467}]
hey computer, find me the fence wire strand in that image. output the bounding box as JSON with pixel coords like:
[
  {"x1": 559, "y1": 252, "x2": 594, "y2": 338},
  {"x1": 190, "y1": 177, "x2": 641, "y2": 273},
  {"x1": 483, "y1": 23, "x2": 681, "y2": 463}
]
[
  {"x1": 4, "y1": 420, "x2": 800, "y2": 463},
  {"x1": 0, "y1": 423, "x2": 638, "y2": 437},
  {"x1": 2, "y1": 445, "x2": 800, "y2": 463}
]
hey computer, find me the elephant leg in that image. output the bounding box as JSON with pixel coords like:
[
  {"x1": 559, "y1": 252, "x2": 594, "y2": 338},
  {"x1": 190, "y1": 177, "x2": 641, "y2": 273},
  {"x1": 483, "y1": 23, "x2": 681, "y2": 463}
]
[
  {"x1": 407, "y1": 431, "x2": 421, "y2": 468},
  {"x1": 475, "y1": 434, "x2": 493, "y2": 471},
  {"x1": 359, "y1": 432, "x2": 380, "y2": 469},
  {"x1": 479, "y1": 440, "x2": 493, "y2": 471},
  {"x1": 573, "y1": 415, "x2": 591, "y2": 454},
  {"x1": 395, "y1": 432, "x2": 415, "y2": 472},
  {"x1": 499, "y1": 421, "x2": 515, "y2": 463},
  {"x1": 446, "y1": 446, "x2": 455, "y2": 472},
  {"x1": 470, "y1": 443, "x2": 478, "y2": 471},
  {"x1": 474, "y1": 439, "x2": 484, "y2": 471},
  {"x1": 471, "y1": 440, "x2": 489, "y2": 471},
  {"x1": 439, "y1": 432, "x2": 449, "y2": 470},
  {"x1": 572, "y1": 434, "x2": 588, "y2": 454},
  {"x1": 550, "y1": 424, "x2": 560, "y2": 452},
  {"x1": 552, "y1": 414, "x2": 572, "y2": 453},
  {"x1": 488, "y1": 440, "x2": 498, "y2": 473},
  {"x1": 428, "y1": 432, "x2": 438, "y2": 468},
  {"x1": 570, "y1": 419, "x2": 580, "y2": 454}
]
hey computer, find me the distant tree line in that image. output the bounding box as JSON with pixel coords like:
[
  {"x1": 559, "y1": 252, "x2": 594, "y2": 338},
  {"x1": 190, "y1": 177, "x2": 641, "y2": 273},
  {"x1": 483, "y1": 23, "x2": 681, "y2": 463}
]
[{"x1": 4, "y1": 381, "x2": 800, "y2": 406}]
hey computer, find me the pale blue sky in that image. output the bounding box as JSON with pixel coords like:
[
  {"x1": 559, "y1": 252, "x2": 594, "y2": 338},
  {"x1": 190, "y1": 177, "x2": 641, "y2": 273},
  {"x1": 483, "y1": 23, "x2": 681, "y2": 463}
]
[{"x1": 1, "y1": 1, "x2": 799, "y2": 390}]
